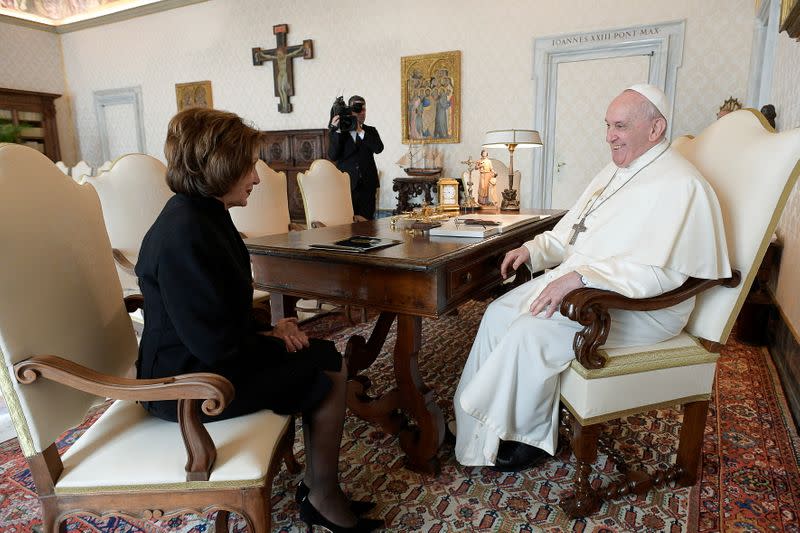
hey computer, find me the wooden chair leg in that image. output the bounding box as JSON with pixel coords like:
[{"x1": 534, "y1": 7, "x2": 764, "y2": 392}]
[
  {"x1": 282, "y1": 416, "x2": 302, "y2": 474},
  {"x1": 676, "y1": 399, "x2": 709, "y2": 486},
  {"x1": 561, "y1": 419, "x2": 602, "y2": 518},
  {"x1": 38, "y1": 498, "x2": 65, "y2": 533},
  {"x1": 214, "y1": 510, "x2": 230, "y2": 533}
]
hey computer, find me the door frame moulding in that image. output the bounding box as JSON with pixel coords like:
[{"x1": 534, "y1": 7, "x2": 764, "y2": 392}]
[
  {"x1": 531, "y1": 20, "x2": 685, "y2": 208},
  {"x1": 746, "y1": 0, "x2": 780, "y2": 109},
  {"x1": 93, "y1": 86, "x2": 146, "y2": 163}
]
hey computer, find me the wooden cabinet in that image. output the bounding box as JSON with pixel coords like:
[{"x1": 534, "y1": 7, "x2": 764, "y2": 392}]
[
  {"x1": 260, "y1": 128, "x2": 329, "y2": 223},
  {"x1": 0, "y1": 88, "x2": 61, "y2": 162}
]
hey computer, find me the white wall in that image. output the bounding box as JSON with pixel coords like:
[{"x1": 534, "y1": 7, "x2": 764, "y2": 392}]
[
  {"x1": 5, "y1": 0, "x2": 798, "y2": 336},
  {"x1": 770, "y1": 31, "x2": 800, "y2": 335},
  {"x1": 0, "y1": 21, "x2": 77, "y2": 163},
  {"x1": 56, "y1": 0, "x2": 755, "y2": 212}
]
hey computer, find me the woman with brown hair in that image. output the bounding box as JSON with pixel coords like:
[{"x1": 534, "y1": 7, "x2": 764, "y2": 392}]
[{"x1": 135, "y1": 107, "x2": 382, "y2": 532}]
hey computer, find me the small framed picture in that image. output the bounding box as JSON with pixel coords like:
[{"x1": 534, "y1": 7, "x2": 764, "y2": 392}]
[{"x1": 175, "y1": 81, "x2": 213, "y2": 111}]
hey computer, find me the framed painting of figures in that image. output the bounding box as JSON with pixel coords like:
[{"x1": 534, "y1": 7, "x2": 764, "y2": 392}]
[
  {"x1": 175, "y1": 81, "x2": 213, "y2": 111},
  {"x1": 401, "y1": 50, "x2": 461, "y2": 144}
]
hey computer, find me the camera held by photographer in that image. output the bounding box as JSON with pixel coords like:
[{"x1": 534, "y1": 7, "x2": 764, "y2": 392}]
[{"x1": 328, "y1": 95, "x2": 384, "y2": 220}]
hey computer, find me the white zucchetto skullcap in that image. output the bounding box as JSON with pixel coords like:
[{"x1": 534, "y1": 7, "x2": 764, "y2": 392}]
[{"x1": 625, "y1": 83, "x2": 670, "y2": 120}]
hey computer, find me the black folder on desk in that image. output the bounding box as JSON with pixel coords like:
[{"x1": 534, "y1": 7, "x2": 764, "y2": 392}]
[{"x1": 309, "y1": 235, "x2": 401, "y2": 253}]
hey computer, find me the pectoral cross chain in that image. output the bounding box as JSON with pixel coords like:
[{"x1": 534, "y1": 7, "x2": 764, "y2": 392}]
[{"x1": 569, "y1": 217, "x2": 587, "y2": 245}]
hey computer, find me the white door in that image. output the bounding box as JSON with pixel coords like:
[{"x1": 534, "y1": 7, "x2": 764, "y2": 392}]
[{"x1": 550, "y1": 56, "x2": 649, "y2": 209}]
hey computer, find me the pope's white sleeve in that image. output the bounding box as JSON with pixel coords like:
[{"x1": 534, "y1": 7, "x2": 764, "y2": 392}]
[
  {"x1": 522, "y1": 231, "x2": 567, "y2": 273},
  {"x1": 574, "y1": 260, "x2": 688, "y2": 299}
]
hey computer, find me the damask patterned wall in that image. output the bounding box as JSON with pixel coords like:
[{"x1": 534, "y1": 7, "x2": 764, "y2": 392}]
[
  {"x1": 0, "y1": 21, "x2": 77, "y2": 163},
  {"x1": 770, "y1": 32, "x2": 800, "y2": 334},
  {"x1": 52, "y1": 0, "x2": 755, "y2": 213}
]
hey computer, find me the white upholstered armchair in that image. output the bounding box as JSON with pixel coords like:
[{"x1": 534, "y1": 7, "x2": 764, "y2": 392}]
[
  {"x1": 297, "y1": 158, "x2": 367, "y2": 228},
  {"x1": 296, "y1": 159, "x2": 369, "y2": 322},
  {"x1": 555, "y1": 110, "x2": 800, "y2": 517},
  {"x1": 83, "y1": 154, "x2": 173, "y2": 298},
  {"x1": 0, "y1": 144, "x2": 297, "y2": 531},
  {"x1": 230, "y1": 160, "x2": 300, "y2": 237}
]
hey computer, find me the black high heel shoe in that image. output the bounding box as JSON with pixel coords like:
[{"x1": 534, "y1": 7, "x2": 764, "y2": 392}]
[
  {"x1": 295, "y1": 481, "x2": 377, "y2": 515},
  {"x1": 299, "y1": 497, "x2": 384, "y2": 532}
]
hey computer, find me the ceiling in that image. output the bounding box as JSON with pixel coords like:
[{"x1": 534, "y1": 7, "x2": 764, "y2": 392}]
[{"x1": 0, "y1": 0, "x2": 207, "y2": 32}]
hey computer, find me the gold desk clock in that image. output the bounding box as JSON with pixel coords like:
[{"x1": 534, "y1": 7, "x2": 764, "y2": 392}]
[{"x1": 437, "y1": 177, "x2": 461, "y2": 211}]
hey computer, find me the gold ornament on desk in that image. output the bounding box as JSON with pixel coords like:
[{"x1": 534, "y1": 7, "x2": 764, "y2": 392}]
[
  {"x1": 390, "y1": 202, "x2": 454, "y2": 233},
  {"x1": 437, "y1": 177, "x2": 461, "y2": 211},
  {"x1": 459, "y1": 156, "x2": 480, "y2": 213}
]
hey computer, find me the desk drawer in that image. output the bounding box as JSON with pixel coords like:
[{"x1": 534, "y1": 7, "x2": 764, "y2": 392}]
[{"x1": 447, "y1": 255, "x2": 502, "y2": 299}]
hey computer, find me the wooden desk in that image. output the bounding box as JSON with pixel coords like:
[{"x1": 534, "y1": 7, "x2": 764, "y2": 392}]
[{"x1": 246, "y1": 210, "x2": 564, "y2": 473}]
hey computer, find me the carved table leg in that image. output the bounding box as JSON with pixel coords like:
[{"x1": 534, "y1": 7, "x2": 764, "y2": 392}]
[
  {"x1": 561, "y1": 420, "x2": 601, "y2": 518},
  {"x1": 393, "y1": 181, "x2": 411, "y2": 214},
  {"x1": 346, "y1": 312, "x2": 404, "y2": 435},
  {"x1": 345, "y1": 313, "x2": 444, "y2": 474},
  {"x1": 346, "y1": 312, "x2": 396, "y2": 377},
  {"x1": 423, "y1": 182, "x2": 435, "y2": 205},
  {"x1": 394, "y1": 314, "x2": 444, "y2": 474}
]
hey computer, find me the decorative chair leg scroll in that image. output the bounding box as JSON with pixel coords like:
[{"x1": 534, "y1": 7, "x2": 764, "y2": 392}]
[{"x1": 560, "y1": 401, "x2": 710, "y2": 518}]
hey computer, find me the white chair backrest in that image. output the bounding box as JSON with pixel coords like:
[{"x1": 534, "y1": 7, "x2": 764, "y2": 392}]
[
  {"x1": 84, "y1": 154, "x2": 172, "y2": 293},
  {"x1": 297, "y1": 159, "x2": 355, "y2": 227},
  {"x1": 674, "y1": 110, "x2": 800, "y2": 343},
  {"x1": 54, "y1": 161, "x2": 70, "y2": 176},
  {"x1": 0, "y1": 144, "x2": 139, "y2": 456},
  {"x1": 96, "y1": 160, "x2": 113, "y2": 175},
  {"x1": 71, "y1": 160, "x2": 93, "y2": 183},
  {"x1": 230, "y1": 160, "x2": 290, "y2": 237}
]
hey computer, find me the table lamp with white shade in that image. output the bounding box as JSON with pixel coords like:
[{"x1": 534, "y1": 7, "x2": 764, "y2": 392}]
[{"x1": 482, "y1": 129, "x2": 543, "y2": 211}]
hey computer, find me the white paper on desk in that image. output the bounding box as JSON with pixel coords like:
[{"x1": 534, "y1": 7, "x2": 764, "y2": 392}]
[
  {"x1": 428, "y1": 220, "x2": 499, "y2": 238},
  {"x1": 429, "y1": 214, "x2": 544, "y2": 238}
]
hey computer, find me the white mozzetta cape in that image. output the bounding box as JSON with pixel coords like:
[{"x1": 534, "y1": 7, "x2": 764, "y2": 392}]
[{"x1": 526, "y1": 140, "x2": 731, "y2": 284}]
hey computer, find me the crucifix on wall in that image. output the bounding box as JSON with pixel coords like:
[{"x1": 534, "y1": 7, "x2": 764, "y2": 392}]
[{"x1": 252, "y1": 24, "x2": 314, "y2": 113}]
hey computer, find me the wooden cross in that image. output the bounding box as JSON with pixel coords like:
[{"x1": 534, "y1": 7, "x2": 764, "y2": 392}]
[
  {"x1": 568, "y1": 217, "x2": 588, "y2": 245},
  {"x1": 252, "y1": 24, "x2": 313, "y2": 113}
]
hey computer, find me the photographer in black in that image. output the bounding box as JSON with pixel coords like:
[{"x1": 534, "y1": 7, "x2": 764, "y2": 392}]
[{"x1": 328, "y1": 95, "x2": 384, "y2": 219}]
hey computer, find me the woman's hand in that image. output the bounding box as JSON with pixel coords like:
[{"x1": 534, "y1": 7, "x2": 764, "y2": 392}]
[{"x1": 269, "y1": 318, "x2": 310, "y2": 352}]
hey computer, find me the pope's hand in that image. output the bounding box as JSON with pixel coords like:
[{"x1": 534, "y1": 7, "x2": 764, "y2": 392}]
[
  {"x1": 500, "y1": 246, "x2": 530, "y2": 279},
  {"x1": 269, "y1": 318, "x2": 310, "y2": 352},
  {"x1": 529, "y1": 271, "x2": 584, "y2": 318}
]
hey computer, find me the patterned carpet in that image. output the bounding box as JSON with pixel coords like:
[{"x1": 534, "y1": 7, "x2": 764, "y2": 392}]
[{"x1": 1, "y1": 299, "x2": 799, "y2": 532}]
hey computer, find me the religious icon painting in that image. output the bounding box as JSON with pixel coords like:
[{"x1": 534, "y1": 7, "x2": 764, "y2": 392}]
[
  {"x1": 401, "y1": 50, "x2": 461, "y2": 145},
  {"x1": 175, "y1": 81, "x2": 213, "y2": 111}
]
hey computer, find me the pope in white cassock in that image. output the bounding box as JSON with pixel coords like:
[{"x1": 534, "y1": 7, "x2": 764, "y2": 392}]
[{"x1": 453, "y1": 84, "x2": 731, "y2": 471}]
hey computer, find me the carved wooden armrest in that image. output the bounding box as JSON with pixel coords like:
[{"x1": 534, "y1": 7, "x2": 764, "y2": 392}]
[
  {"x1": 288, "y1": 222, "x2": 306, "y2": 231},
  {"x1": 124, "y1": 293, "x2": 144, "y2": 313},
  {"x1": 310, "y1": 220, "x2": 326, "y2": 228},
  {"x1": 14, "y1": 355, "x2": 234, "y2": 481},
  {"x1": 111, "y1": 248, "x2": 136, "y2": 277},
  {"x1": 559, "y1": 270, "x2": 741, "y2": 370}
]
